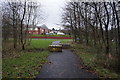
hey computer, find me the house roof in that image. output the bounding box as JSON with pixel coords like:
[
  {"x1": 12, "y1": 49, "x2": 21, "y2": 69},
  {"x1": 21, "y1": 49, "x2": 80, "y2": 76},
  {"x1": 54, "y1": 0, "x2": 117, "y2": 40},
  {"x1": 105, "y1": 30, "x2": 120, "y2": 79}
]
[
  {"x1": 28, "y1": 24, "x2": 48, "y2": 29},
  {"x1": 38, "y1": 24, "x2": 48, "y2": 29}
]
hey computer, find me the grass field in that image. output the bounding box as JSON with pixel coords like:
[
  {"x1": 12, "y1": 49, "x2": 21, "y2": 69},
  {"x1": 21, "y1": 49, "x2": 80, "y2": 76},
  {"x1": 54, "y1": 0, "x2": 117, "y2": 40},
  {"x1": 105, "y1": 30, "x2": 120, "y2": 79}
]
[
  {"x1": 27, "y1": 39, "x2": 57, "y2": 49},
  {"x1": 32, "y1": 34, "x2": 70, "y2": 37},
  {"x1": 71, "y1": 43, "x2": 120, "y2": 78}
]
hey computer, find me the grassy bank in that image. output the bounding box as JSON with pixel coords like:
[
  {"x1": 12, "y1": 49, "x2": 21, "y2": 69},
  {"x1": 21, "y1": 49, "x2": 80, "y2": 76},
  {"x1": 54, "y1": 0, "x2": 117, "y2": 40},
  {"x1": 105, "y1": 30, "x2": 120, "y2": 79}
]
[
  {"x1": 2, "y1": 39, "x2": 57, "y2": 78},
  {"x1": 71, "y1": 43, "x2": 120, "y2": 78},
  {"x1": 3, "y1": 51, "x2": 49, "y2": 78}
]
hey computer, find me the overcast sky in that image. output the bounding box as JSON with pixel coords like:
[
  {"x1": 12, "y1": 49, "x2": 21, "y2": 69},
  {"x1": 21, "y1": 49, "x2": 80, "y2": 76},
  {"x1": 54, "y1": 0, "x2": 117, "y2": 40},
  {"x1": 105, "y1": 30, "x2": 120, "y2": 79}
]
[
  {"x1": 2, "y1": 0, "x2": 114, "y2": 30},
  {"x1": 37, "y1": 0, "x2": 66, "y2": 30},
  {"x1": 0, "y1": 0, "x2": 67, "y2": 29}
]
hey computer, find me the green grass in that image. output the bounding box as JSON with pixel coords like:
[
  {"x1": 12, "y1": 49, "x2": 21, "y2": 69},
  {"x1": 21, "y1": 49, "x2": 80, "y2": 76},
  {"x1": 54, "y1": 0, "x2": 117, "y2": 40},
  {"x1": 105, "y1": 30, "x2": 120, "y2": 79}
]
[
  {"x1": 3, "y1": 51, "x2": 49, "y2": 78},
  {"x1": 32, "y1": 34, "x2": 70, "y2": 37},
  {"x1": 28, "y1": 39, "x2": 57, "y2": 49},
  {"x1": 78, "y1": 53, "x2": 96, "y2": 66},
  {"x1": 72, "y1": 43, "x2": 120, "y2": 78},
  {"x1": 60, "y1": 39, "x2": 72, "y2": 43},
  {"x1": 2, "y1": 39, "x2": 59, "y2": 78}
]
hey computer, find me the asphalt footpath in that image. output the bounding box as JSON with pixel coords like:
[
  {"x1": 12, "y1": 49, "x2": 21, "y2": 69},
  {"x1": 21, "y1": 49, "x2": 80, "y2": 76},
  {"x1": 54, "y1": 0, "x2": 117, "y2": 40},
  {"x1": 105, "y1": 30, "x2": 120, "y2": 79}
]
[{"x1": 36, "y1": 41, "x2": 98, "y2": 78}]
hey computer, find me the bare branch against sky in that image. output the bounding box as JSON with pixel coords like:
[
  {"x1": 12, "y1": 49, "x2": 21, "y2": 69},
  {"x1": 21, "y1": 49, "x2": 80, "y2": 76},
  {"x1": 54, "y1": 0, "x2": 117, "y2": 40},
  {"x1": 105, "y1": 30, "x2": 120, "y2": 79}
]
[
  {"x1": 0, "y1": 0, "x2": 66, "y2": 30},
  {"x1": 1, "y1": 0, "x2": 118, "y2": 30}
]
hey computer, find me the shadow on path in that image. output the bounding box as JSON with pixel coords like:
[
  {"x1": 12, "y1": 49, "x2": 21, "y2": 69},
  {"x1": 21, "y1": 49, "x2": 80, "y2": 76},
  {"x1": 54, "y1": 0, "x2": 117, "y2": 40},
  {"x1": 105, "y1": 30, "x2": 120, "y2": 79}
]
[{"x1": 36, "y1": 41, "x2": 98, "y2": 78}]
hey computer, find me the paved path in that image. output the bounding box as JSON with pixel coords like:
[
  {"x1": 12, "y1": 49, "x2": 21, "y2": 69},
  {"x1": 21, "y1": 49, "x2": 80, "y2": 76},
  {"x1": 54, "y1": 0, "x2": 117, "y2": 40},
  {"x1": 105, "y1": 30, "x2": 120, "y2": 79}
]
[
  {"x1": 52, "y1": 41, "x2": 60, "y2": 45},
  {"x1": 36, "y1": 41, "x2": 98, "y2": 78}
]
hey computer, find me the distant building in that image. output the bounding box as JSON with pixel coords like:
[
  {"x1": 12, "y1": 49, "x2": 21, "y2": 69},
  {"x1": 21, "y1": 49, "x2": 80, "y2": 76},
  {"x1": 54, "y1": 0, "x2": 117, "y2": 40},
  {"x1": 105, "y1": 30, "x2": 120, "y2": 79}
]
[
  {"x1": 28, "y1": 24, "x2": 50, "y2": 35},
  {"x1": 48, "y1": 27, "x2": 71, "y2": 35},
  {"x1": 60, "y1": 28, "x2": 71, "y2": 35},
  {"x1": 57, "y1": 31, "x2": 65, "y2": 35}
]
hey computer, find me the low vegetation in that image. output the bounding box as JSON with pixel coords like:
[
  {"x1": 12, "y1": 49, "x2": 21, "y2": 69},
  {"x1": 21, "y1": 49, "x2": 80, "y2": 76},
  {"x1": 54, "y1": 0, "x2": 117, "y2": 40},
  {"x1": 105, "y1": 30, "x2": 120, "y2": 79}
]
[
  {"x1": 71, "y1": 43, "x2": 120, "y2": 78},
  {"x1": 3, "y1": 51, "x2": 49, "y2": 78},
  {"x1": 2, "y1": 39, "x2": 57, "y2": 78}
]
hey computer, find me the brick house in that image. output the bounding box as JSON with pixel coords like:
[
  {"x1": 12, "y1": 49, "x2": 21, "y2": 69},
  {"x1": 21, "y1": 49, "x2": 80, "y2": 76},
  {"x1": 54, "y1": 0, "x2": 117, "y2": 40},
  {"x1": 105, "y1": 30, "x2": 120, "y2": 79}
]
[{"x1": 28, "y1": 24, "x2": 50, "y2": 35}]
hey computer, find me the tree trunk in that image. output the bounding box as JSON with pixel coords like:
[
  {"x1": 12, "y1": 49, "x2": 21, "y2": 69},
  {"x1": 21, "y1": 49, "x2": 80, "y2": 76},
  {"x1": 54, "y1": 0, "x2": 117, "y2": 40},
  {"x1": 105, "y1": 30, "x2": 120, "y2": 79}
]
[
  {"x1": 22, "y1": 44, "x2": 25, "y2": 50},
  {"x1": 13, "y1": 8, "x2": 17, "y2": 49},
  {"x1": 20, "y1": 1, "x2": 26, "y2": 50},
  {"x1": 105, "y1": 27, "x2": 109, "y2": 54}
]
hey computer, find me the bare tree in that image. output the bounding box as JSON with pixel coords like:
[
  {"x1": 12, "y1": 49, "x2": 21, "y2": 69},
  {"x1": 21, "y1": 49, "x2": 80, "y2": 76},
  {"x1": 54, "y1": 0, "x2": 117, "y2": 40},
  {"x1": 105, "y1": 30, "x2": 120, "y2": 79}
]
[
  {"x1": 2, "y1": 0, "x2": 42, "y2": 50},
  {"x1": 62, "y1": 1, "x2": 120, "y2": 72}
]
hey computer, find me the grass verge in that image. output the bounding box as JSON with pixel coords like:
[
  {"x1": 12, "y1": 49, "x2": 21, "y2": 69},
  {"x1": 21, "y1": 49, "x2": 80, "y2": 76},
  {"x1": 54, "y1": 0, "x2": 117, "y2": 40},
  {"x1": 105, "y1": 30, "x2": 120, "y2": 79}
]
[
  {"x1": 2, "y1": 39, "x2": 58, "y2": 78},
  {"x1": 71, "y1": 43, "x2": 120, "y2": 78},
  {"x1": 3, "y1": 51, "x2": 49, "y2": 78}
]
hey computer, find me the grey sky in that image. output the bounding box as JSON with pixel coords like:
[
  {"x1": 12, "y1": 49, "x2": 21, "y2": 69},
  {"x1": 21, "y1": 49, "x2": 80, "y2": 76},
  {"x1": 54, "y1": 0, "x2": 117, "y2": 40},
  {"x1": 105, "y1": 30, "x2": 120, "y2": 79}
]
[
  {"x1": 0, "y1": 0, "x2": 66, "y2": 29},
  {"x1": 38, "y1": 0, "x2": 66, "y2": 30}
]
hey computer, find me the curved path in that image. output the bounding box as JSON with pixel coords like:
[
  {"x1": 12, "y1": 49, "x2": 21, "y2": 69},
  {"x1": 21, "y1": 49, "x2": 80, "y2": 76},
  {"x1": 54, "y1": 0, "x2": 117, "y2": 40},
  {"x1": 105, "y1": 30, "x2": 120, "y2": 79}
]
[{"x1": 36, "y1": 41, "x2": 98, "y2": 78}]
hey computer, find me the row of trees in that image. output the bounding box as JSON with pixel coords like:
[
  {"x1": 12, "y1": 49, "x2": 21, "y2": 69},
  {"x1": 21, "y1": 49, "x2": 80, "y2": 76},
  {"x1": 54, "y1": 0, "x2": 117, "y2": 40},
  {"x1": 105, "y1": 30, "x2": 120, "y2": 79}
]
[
  {"x1": 2, "y1": 0, "x2": 41, "y2": 50},
  {"x1": 62, "y1": 1, "x2": 120, "y2": 72}
]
